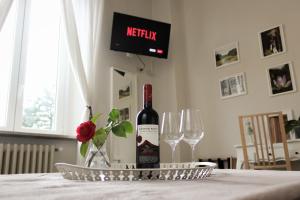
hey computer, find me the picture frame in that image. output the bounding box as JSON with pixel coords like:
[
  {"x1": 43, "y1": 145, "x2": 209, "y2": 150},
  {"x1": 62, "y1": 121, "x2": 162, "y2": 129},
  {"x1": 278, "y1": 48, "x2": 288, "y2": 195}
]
[
  {"x1": 110, "y1": 67, "x2": 137, "y2": 163},
  {"x1": 119, "y1": 85, "x2": 131, "y2": 99},
  {"x1": 119, "y1": 107, "x2": 130, "y2": 121},
  {"x1": 266, "y1": 62, "x2": 296, "y2": 96},
  {"x1": 219, "y1": 72, "x2": 247, "y2": 99},
  {"x1": 214, "y1": 42, "x2": 240, "y2": 69},
  {"x1": 258, "y1": 24, "x2": 286, "y2": 58}
]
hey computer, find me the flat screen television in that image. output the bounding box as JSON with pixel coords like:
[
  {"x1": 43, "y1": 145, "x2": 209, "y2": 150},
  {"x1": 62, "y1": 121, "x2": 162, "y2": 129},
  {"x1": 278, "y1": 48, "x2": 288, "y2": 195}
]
[{"x1": 110, "y1": 12, "x2": 171, "y2": 59}]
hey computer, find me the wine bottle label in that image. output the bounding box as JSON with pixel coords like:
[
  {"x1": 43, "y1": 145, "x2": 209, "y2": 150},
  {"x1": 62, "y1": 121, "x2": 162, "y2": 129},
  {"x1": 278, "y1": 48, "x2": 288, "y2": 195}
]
[
  {"x1": 137, "y1": 124, "x2": 159, "y2": 165},
  {"x1": 137, "y1": 125, "x2": 159, "y2": 146}
]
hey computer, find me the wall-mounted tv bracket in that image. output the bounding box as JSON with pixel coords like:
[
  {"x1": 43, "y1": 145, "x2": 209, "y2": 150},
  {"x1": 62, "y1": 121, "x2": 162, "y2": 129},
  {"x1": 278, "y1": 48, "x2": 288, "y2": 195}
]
[
  {"x1": 136, "y1": 54, "x2": 146, "y2": 72},
  {"x1": 126, "y1": 53, "x2": 146, "y2": 72}
]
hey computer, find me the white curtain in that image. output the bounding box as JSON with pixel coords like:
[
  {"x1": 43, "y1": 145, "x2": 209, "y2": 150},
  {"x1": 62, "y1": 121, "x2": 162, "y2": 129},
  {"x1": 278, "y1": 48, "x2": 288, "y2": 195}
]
[
  {"x1": 61, "y1": 0, "x2": 103, "y2": 121},
  {"x1": 0, "y1": 0, "x2": 14, "y2": 31},
  {"x1": 61, "y1": 0, "x2": 103, "y2": 165}
]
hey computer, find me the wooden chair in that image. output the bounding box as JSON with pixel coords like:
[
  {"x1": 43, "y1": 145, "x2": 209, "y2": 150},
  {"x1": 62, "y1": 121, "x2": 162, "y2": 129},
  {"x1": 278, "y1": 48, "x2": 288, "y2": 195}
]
[{"x1": 238, "y1": 112, "x2": 291, "y2": 170}]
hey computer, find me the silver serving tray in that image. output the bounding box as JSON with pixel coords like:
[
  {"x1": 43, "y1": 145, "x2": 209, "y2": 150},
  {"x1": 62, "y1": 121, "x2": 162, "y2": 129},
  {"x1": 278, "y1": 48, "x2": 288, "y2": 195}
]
[{"x1": 55, "y1": 162, "x2": 216, "y2": 181}]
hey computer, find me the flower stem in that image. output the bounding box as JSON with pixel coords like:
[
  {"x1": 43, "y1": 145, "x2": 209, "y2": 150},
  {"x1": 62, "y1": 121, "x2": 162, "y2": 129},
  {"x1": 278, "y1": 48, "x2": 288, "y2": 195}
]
[
  {"x1": 98, "y1": 149, "x2": 111, "y2": 167},
  {"x1": 87, "y1": 145, "x2": 111, "y2": 168}
]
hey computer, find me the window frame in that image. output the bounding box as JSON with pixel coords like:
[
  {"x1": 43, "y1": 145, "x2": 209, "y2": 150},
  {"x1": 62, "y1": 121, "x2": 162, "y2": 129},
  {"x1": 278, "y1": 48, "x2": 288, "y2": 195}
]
[
  {"x1": 0, "y1": 0, "x2": 26, "y2": 131},
  {"x1": 0, "y1": 0, "x2": 69, "y2": 135}
]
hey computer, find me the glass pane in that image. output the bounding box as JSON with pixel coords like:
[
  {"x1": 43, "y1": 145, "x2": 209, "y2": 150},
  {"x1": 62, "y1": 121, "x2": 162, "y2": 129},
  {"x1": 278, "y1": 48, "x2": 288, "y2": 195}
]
[
  {"x1": 0, "y1": 2, "x2": 17, "y2": 127},
  {"x1": 21, "y1": 0, "x2": 60, "y2": 130}
]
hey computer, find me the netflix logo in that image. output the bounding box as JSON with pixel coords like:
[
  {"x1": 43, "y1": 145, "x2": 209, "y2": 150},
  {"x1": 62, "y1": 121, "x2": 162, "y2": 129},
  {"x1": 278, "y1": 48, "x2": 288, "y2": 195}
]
[{"x1": 126, "y1": 27, "x2": 157, "y2": 41}]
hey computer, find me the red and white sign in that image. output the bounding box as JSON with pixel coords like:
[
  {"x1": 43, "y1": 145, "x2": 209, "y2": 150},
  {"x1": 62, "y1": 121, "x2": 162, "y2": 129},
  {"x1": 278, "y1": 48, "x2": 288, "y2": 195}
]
[{"x1": 127, "y1": 27, "x2": 157, "y2": 41}]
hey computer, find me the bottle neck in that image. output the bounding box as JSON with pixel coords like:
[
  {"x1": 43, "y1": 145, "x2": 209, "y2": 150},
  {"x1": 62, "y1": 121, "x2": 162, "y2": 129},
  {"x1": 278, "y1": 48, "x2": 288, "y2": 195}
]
[
  {"x1": 143, "y1": 84, "x2": 152, "y2": 109},
  {"x1": 144, "y1": 101, "x2": 152, "y2": 109}
]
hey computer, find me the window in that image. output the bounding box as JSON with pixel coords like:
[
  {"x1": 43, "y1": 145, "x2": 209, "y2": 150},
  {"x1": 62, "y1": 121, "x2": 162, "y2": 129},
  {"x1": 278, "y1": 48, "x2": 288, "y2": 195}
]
[
  {"x1": 0, "y1": 0, "x2": 68, "y2": 133},
  {"x1": 0, "y1": 1, "x2": 17, "y2": 127}
]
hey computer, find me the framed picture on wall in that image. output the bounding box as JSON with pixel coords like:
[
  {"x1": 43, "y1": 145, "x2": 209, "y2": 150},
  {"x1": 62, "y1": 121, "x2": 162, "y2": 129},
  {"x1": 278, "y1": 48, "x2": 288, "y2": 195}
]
[
  {"x1": 266, "y1": 62, "x2": 296, "y2": 96},
  {"x1": 119, "y1": 107, "x2": 130, "y2": 121},
  {"x1": 219, "y1": 72, "x2": 247, "y2": 99},
  {"x1": 214, "y1": 42, "x2": 240, "y2": 69},
  {"x1": 119, "y1": 85, "x2": 131, "y2": 99},
  {"x1": 258, "y1": 24, "x2": 286, "y2": 58},
  {"x1": 111, "y1": 67, "x2": 137, "y2": 119}
]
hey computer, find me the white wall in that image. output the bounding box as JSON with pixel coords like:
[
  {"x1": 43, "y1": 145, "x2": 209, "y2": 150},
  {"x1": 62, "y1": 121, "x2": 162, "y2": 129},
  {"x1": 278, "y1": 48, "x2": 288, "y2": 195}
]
[
  {"x1": 176, "y1": 0, "x2": 300, "y2": 159},
  {"x1": 150, "y1": 0, "x2": 183, "y2": 162}
]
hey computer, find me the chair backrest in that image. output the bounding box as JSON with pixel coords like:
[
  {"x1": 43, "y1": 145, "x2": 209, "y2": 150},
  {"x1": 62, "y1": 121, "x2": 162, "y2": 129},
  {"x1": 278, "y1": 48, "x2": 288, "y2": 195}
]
[{"x1": 238, "y1": 112, "x2": 291, "y2": 170}]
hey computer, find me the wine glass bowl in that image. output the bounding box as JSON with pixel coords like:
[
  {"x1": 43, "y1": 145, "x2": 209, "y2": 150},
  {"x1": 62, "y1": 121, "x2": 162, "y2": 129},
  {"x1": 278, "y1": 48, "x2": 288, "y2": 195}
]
[
  {"x1": 161, "y1": 112, "x2": 183, "y2": 163},
  {"x1": 181, "y1": 131, "x2": 204, "y2": 146},
  {"x1": 180, "y1": 109, "x2": 204, "y2": 162}
]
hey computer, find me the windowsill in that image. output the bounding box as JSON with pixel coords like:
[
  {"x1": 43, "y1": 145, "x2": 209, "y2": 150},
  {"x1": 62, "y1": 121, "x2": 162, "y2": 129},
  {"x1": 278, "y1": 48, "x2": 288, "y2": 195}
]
[{"x1": 0, "y1": 130, "x2": 76, "y2": 140}]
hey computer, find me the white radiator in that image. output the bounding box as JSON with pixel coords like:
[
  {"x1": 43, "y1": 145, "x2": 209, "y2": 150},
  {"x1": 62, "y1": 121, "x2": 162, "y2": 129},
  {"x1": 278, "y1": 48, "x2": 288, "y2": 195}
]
[{"x1": 0, "y1": 143, "x2": 55, "y2": 174}]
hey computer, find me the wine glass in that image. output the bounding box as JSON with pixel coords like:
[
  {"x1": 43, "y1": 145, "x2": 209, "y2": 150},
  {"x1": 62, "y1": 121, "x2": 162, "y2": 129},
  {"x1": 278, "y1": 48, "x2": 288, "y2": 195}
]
[
  {"x1": 161, "y1": 111, "x2": 183, "y2": 163},
  {"x1": 180, "y1": 109, "x2": 204, "y2": 162}
]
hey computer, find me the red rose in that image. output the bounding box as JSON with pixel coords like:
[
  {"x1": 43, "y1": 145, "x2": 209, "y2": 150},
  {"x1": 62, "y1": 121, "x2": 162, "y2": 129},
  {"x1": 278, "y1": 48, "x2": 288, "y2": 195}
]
[{"x1": 76, "y1": 121, "x2": 96, "y2": 142}]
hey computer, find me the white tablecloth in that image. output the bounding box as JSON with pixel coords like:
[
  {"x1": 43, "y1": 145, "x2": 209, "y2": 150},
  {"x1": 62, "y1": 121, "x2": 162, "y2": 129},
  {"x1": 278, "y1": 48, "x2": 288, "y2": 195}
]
[{"x1": 1, "y1": 169, "x2": 300, "y2": 200}]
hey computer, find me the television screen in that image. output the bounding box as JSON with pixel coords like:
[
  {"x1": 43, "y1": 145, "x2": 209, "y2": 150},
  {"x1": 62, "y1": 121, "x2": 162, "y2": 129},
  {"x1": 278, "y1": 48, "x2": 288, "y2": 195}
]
[{"x1": 110, "y1": 12, "x2": 171, "y2": 59}]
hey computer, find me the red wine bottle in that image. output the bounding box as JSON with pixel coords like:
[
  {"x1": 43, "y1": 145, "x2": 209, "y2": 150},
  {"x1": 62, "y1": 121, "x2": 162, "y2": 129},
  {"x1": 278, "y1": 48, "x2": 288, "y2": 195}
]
[{"x1": 136, "y1": 84, "x2": 160, "y2": 168}]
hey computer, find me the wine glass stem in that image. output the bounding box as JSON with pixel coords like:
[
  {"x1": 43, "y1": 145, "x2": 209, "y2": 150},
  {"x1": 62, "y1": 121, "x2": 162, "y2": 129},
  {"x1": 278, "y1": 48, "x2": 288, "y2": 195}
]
[
  {"x1": 191, "y1": 145, "x2": 196, "y2": 162},
  {"x1": 171, "y1": 145, "x2": 176, "y2": 163}
]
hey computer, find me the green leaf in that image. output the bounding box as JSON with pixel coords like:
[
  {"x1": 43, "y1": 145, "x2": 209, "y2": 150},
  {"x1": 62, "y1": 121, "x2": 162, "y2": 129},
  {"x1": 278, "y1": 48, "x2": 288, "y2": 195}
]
[
  {"x1": 91, "y1": 113, "x2": 101, "y2": 124},
  {"x1": 80, "y1": 142, "x2": 88, "y2": 157},
  {"x1": 92, "y1": 128, "x2": 107, "y2": 148},
  {"x1": 120, "y1": 121, "x2": 133, "y2": 135},
  {"x1": 285, "y1": 120, "x2": 300, "y2": 133},
  {"x1": 109, "y1": 108, "x2": 120, "y2": 122},
  {"x1": 112, "y1": 124, "x2": 127, "y2": 137}
]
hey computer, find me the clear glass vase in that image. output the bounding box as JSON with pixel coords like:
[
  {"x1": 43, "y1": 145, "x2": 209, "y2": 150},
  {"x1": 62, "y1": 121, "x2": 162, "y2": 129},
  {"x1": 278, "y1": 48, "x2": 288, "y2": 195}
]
[{"x1": 85, "y1": 142, "x2": 111, "y2": 168}]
